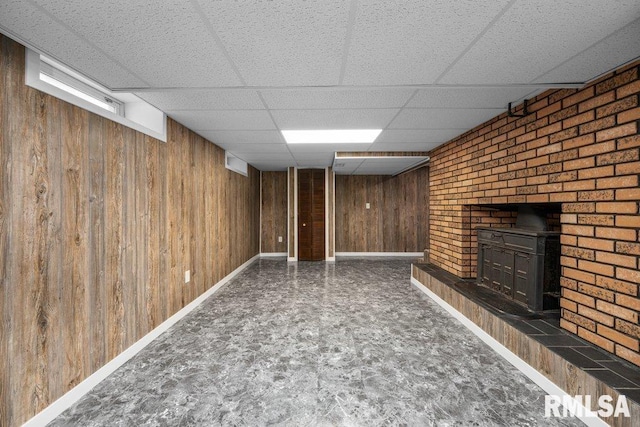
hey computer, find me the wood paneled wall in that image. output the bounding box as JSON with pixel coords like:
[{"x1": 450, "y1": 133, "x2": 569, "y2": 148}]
[
  {"x1": 260, "y1": 171, "x2": 287, "y2": 253},
  {"x1": 326, "y1": 167, "x2": 335, "y2": 259},
  {"x1": 335, "y1": 169, "x2": 429, "y2": 252},
  {"x1": 0, "y1": 35, "x2": 260, "y2": 427},
  {"x1": 287, "y1": 167, "x2": 297, "y2": 260}
]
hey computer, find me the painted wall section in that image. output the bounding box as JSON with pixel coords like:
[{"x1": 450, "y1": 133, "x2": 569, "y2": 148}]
[
  {"x1": 0, "y1": 35, "x2": 260, "y2": 427},
  {"x1": 428, "y1": 59, "x2": 640, "y2": 367},
  {"x1": 335, "y1": 168, "x2": 429, "y2": 252}
]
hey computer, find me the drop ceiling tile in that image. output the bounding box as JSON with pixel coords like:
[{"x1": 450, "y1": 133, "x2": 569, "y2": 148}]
[
  {"x1": 352, "y1": 165, "x2": 397, "y2": 175},
  {"x1": 234, "y1": 152, "x2": 294, "y2": 162},
  {"x1": 296, "y1": 160, "x2": 333, "y2": 168},
  {"x1": 225, "y1": 144, "x2": 290, "y2": 155},
  {"x1": 242, "y1": 159, "x2": 296, "y2": 172},
  {"x1": 207, "y1": 142, "x2": 236, "y2": 151},
  {"x1": 261, "y1": 88, "x2": 415, "y2": 110},
  {"x1": 361, "y1": 157, "x2": 424, "y2": 166},
  {"x1": 31, "y1": 0, "x2": 242, "y2": 88},
  {"x1": 249, "y1": 161, "x2": 289, "y2": 171},
  {"x1": 271, "y1": 109, "x2": 400, "y2": 130},
  {"x1": 370, "y1": 142, "x2": 444, "y2": 152},
  {"x1": 292, "y1": 152, "x2": 334, "y2": 161},
  {"x1": 198, "y1": 130, "x2": 284, "y2": 145},
  {"x1": 407, "y1": 87, "x2": 536, "y2": 109},
  {"x1": 333, "y1": 160, "x2": 364, "y2": 175},
  {"x1": 168, "y1": 110, "x2": 276, "y2": 131},
  {"x1": 375, "y1": 129, "x2": 466, "y2": 144},
  {"x1": 389, "y1": 108, "x2": 504, "y2": 129},
  {"x1": 342, "y1": 0, "x2": 510, "y2": 85},
  {"x1": 439, "y1": 0, "x2": 640, "y2": 85},
  {"x1": 287, "y1": 143, "x2": 374, "y2": 154},
  {"x1": 0, "y1": 0, "x2": 146, "y2": 88},
  {"x1": 333, "y1": 156, "x2": 428, "y2": 175},
  {"x1": 353, "y1": 157, "x2": 427, "y2": 175},
  {"x1": 195, "y1": 0, "x2": 349, "y2": 86},
  {"x1": 136, "y1": 90, "x2": 265, "y2": 111},
  {"x1": 534, "y1": 18, "x2": 640, "y2": 84}
]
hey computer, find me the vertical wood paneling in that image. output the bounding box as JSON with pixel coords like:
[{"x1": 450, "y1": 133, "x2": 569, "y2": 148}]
[
  {"x1": 326, "y1": 167, "x2": 335, "y2": 259},
  {"x1": 311, "y1": 170, "x2": 326, "y2": 260},
  {"x1": 367, "y1": 178, "x2": 381, "y2": 249},
  {"x1": 0, "y1": 35, "x2": 260, "y2": 427},
  {"x1": 104, "y1": 120, "x2": 124, "y2": 361},
  {"x1": 135, "y1": 131, "x2": 150, "y2": 334},
  {"x1": 184, "y1": 132, "x2": 194, "y2": 302},
  {"x1": 2, "y1": 42, "x2": 15, "y2": 421},
  {"x1": 146, "y1": 134, "x2": 161, "y2": 328},
  {"x1": 212, "y1": 147, "x2": 224, "y2": 284},
  {"x1": 260, "y1": 171, "x2": 287, "y2": 253},
  {"x1": 121, "y1": 126, "x2": 137, "y2": 348},
  {"x1": 156, "y1": 134, "x2": 169, "y2": 323},
  {"x1": 251, "y1": 168, "x2": 260, "y2": 255},
  {"x1": 167, "y1": 121, "x2": 181, "y2": 315},
  {"x1": 219, "y1": 151, "x2": 229, "y2": 280},
  {"x1": 44, "y1": 93, "x2": 63, "y2": 408},
  {"x1": 0, "y1": 36, "x2": 10, "y2": 425},
  {"x1": 61, "y1": 102, "x2": 90, "y2": 389},
  {"x1": 8, "y1": 43, "x2": 30, "y2": 422},
  {"x1": 88, "y1": 113, "x2": 106, "y2": 372},
  {"x1": 31, "y1": 89, "x2": 49, "y2": 412},
  {"x1": 335, "y1": 169, "x2": 429, "y2": 252},
  {"x1": 203, "y1": 142, "x2": 214, "y2": 289},
  {"x1": 27, "y1": 67, "x2": 50, "y2": 416},
  {"x1": 192, "y1": 134, "x2": 205, "y2": 295}
]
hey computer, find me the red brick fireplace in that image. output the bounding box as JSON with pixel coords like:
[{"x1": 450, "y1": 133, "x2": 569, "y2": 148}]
[{"x1": 428, "y1": 60, "x2": 640, "y2": 366}]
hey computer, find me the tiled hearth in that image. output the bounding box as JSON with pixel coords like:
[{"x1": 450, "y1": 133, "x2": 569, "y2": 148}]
[{"x1": 412, "y1": 263, "x2": 640, "y2": 426}]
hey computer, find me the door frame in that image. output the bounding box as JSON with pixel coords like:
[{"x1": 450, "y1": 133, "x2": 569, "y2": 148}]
[{"x1": 287, "y1": 166, "x2": 335, "y2": 262}]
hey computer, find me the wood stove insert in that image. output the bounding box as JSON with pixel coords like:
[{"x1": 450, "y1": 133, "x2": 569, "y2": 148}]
[{"x1": 476, "y1": 206, "x2": 561, "y2": 312}]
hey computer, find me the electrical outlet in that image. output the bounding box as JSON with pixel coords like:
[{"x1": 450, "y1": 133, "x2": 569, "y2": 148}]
[
  {"x1": 366, "y1": 202, "x2": 370, "y2": 209},
  {"x1": 278, "y1": 236, "x2": 283, "y2": 243},
  {"x1": 185, "y1": 270, "x2": 190, "y2": 283}
]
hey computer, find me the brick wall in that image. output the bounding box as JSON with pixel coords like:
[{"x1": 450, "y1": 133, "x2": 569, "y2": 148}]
[{"x1": 428, "y1": 60, "x2": 640, "y2": 366}]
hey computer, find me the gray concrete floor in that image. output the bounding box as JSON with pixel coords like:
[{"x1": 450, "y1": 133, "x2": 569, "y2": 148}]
[{"x1": 49, "y1": 258, "x2": 581, "y2": 426}]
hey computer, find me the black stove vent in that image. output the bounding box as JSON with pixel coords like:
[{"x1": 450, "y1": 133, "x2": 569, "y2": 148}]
[{"x1": 515, "y1": 205, "x2": 548, "y2": 231}]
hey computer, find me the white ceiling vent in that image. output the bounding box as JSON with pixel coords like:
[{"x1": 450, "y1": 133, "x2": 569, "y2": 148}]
[{"x1": 225, "y1": 152, "x2": 248, "y2": 177}]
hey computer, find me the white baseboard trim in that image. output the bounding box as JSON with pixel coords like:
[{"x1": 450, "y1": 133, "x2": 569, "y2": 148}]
[
  {"x1": 336, "y1": 252, "x2": 423, "y2": 257},
  {"x1": 283, "y1": 256, "x2": 337, "y2": 262},
  {"x1": 260, "y1": 252, "x2": 287, "y2": 257},
  {"x1": 410, "y1": 277, "x2": 607, "y2": 427},
  {"x1": 24, "y1": 254, "x2": 260, "y2": 427}
]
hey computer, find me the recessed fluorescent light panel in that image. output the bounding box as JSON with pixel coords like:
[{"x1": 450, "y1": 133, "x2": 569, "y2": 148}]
[
  {"x1": 282, "y1": 129, "x2": 382, "y2": 144},
  {"x1": 39, "y1": 73, "x2": 118, "y2": 113}
]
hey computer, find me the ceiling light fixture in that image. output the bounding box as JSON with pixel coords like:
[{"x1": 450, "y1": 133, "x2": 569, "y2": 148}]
[{"x1": 282, "y1": 129, "x2": 382, "y2": 144}]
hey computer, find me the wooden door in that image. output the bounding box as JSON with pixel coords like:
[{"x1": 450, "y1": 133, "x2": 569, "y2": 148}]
[{"x1": 298, "y1": 169, "x2": 325, "y2": 260}]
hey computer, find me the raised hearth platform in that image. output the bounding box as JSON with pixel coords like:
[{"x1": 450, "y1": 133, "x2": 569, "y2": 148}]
[{"x1": 412, "y1": 263, "x2": 640, "y2": 427}]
